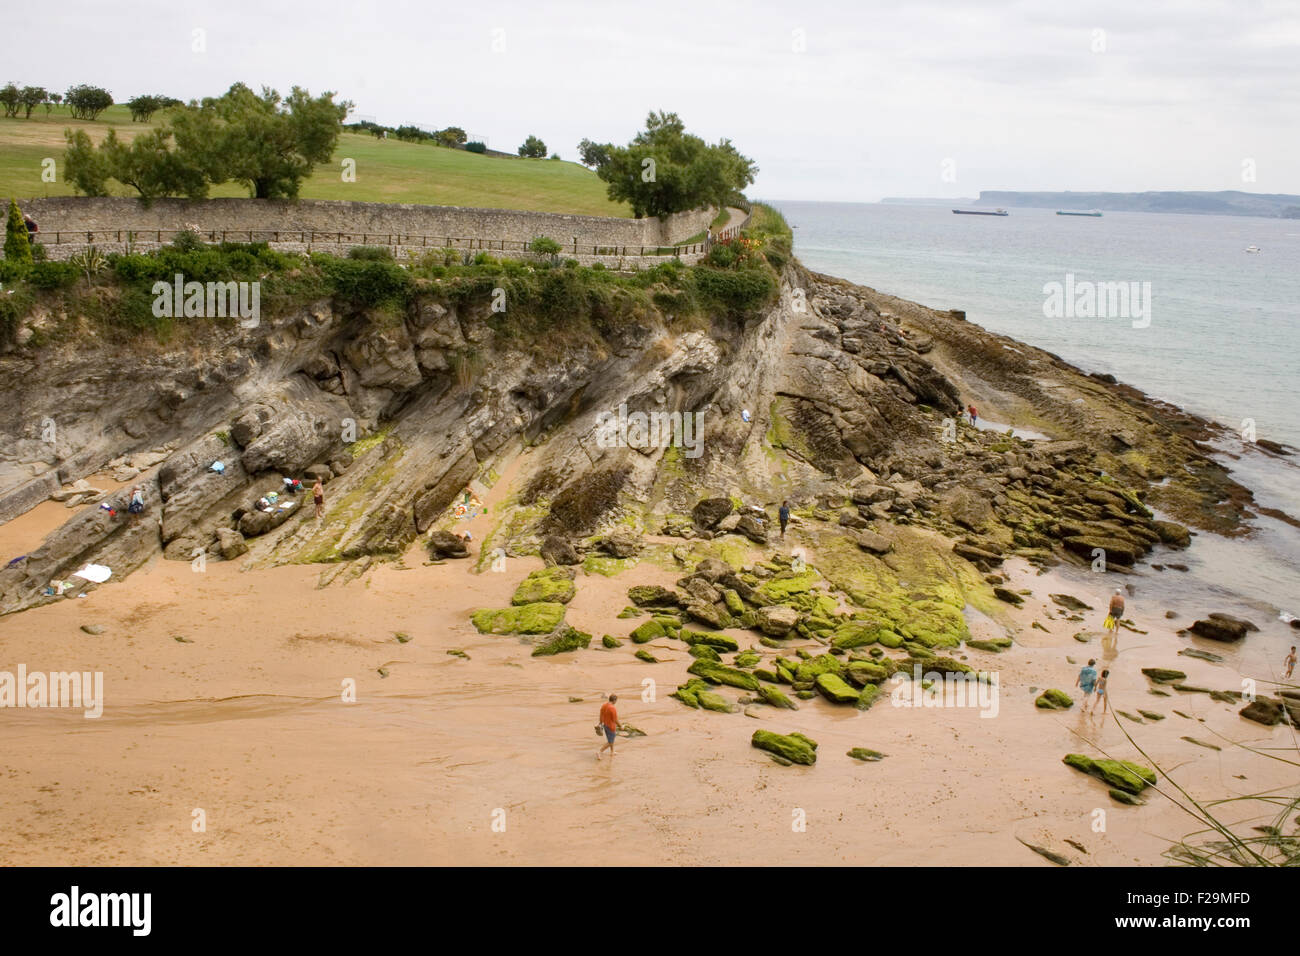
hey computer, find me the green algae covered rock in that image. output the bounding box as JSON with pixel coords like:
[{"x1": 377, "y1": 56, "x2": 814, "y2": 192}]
[
  {"x1": 630, "y1": 619, "x2": 666, "y2": 644},
  {"x1": 696, "y1": 690, "x2": 735, "y2": 713},
  {"x1": 1063, "y1": 753, "x2": 1157, "y2": 795},
  {"x1": 756, "y1": 683, "x2": 799, "y2": 710},
  {"x1": 687, "y1": 659, "x2": 760, "y2": 691},
  {"x1": 1108, "y1": 788, "x2": 1144, "y2": 806},
  {"x1": 794, "y1": 653, "x2": 844, "y2": 683},
  {"x1": 845, "y1": 660, "x2": 891, "y2": 686},
  {"x1": 627, "y1": 584, "x2": 680, "y2": 608},
  {"x1": 815, "y1": 672, "x2": 861, "y2": 704},
  {"x1": 830, "y1": 619, "x2": 891, "y2": 650},
  {"x1": 688, "y1": 644, "x2": 722, "y2": 662},
  {"x1": 751, "y1": 729, "x2": 817, "y2": 765},
  {"x1": 1141, "y1": 668, "x2": 1187, "y2": 683},
  {"x1": 722, "y1": 589, "x2": 746, "y2": 615},
  {"x1": 754, "y1": 570, "x2": 822, "y2": 606},
  {"x1": 847, "y1": 747, "x2": 886, "y2": 762},
  {"x1": 617, "y1": 606, "x2": 641, "y2": 619},
  {"x1": 734, "y1": 649, "x2": 761, "y2": 668},
  {"x1": 1035, "y1": 689, "x2": 1074, "y2": 710},
  {"x1": 511, "y1": 566, "x2": 577, "y2": 605},
  {"x1": 855, "y1": 684, "x2": 882, "y2": 711},
  {"x1": 672, "y1": 678, "x2": 711, "y2": 708},
  {"x1": 531, "y1": 625, "x2": 592, "y2": 657},
  {"x1": 681, "y1": 630, "x2": 740, "y2": 652},
  {"x1": 602, "y1": 634, "x2": 622, "y2": 649},
  {"x1": 472, "y1": 602, "x2": 566, "y2": 635},
  {"x1": 967, "y1": 637, "x2": 1014, "y2": 652},
  {"x1": 635, "y1": 648, "x2": 659, "y2": 663}
]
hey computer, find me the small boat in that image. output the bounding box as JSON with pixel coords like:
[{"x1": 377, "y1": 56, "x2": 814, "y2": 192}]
[
  {"x1": 1057, "y1": 209, "x2": 1103, "y2": 217},
  {"x1": 952, "y1": 208, "x2": 1008, "y2": 216},
  {"x1": 1245, "y1": 245, "x2": 1261, "y2": 253}
]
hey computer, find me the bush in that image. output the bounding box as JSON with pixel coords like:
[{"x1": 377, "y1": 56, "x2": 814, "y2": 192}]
[
  {"x1": 319, "y1": 257, "x2": 413, "y2": 307},
  {"x1": 529, "y1": 236, "x2": 562, "y2": 256},
  {"x1": 464, "y1": 141, "x2": 486, "y2": 154},
  {"x1": 347, "y1": 245, "x2": 395, "y2": 261},
  {"x1": 5, "y1": 199, "x2": 33, "y2": 264},
  {"x1": 27, "y1": 261, "x2": 81, "y2": 290}
]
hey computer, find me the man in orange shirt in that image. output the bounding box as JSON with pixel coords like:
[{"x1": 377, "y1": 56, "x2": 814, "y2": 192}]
[{"x1": 597, "y1": 694, "x2": 618, "y2": 759}]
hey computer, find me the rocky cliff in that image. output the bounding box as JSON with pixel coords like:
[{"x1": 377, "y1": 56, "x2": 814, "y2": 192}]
[{"x1": 0, "y1": 256, "x2": 1265, "y2": 616}]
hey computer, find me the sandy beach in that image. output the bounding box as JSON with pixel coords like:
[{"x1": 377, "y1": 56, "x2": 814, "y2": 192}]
[{"x1": 1, "y1": 464, "x2": 1294, "y2": 868}]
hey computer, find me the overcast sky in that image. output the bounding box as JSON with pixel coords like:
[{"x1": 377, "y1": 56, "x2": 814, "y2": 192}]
[{"x1": 11, "y1": 0, "x2": 1300, "y2": 201}]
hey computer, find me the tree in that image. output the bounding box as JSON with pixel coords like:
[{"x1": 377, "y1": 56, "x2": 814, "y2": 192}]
[
  {"x1": 62, "y1": 130, "x2": 111, "y2": 195},
  {"x1": 101, "y1": 128, "x2": 209, "y2": 201},
  {"x1": 596, "y1": 111, "x2": 757, "y2": 218},
  {"x1": 435, "y1": 126, "x2": 466, "y2": 147},
  {"x1": 127, "y1": 94, "x2": 168, "y2": 123},
  {"x1": 169, "y1": 83, "x2": 353, "y2": 199},
  {"x1": 5, "y1": 199, "x2": 32, "y2": 264},
  {"x1": 0, "y1": 84, "x2": 18, "y2": 118},
  {"x1": 65, "y1": 84, "x2": 114, "y2": 120},
  {"x1": 19, "y1": 86, "x2": 47, "y2": 119},
  {"x1": 577, "y1": 138, "x2": 611, "y2": 168},
  {"x1": 394, "y1": 124, "x2": 429, "y2": 142},
  {"x1": 517, "y1": 134, "x2": 547, "y2": 158}
]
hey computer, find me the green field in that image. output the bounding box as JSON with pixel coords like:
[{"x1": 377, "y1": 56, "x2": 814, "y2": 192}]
[{"x1": 0, "y1": 105, "x2": 631, "y2": 216}]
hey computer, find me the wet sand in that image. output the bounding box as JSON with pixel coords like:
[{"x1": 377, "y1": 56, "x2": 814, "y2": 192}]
[{"x1": 0, "y1": 474, "x2": 1296, "y2": 866}]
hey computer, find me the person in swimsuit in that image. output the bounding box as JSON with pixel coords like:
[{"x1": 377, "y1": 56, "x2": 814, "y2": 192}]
[
  {"x1": 312, "y1": 479, "x2": 325, "y2": 519},
  {"x1": 1086, "y1": 669, "x2": 1110, "y2": 715}
]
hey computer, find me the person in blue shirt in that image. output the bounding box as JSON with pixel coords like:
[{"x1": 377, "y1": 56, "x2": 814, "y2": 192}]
[
  {"x1": 1075, "y1": 658, "x2": 1098, "y2": 707},
  {"x1": 778, "y1": 500, "x2": 791, "y2": 539}
]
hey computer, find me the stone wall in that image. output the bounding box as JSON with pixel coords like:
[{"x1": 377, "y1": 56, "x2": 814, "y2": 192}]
[{"x1": 23, "y1": 197, "x2": 714, "y2": 250}]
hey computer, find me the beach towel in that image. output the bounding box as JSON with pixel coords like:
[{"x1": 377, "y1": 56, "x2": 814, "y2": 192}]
[{"x1": 73, "y1": 564, "x2": 112, "y2": 584}]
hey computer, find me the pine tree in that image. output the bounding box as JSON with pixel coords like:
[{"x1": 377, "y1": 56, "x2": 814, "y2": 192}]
[{"x1": 4, "y1": 199, "x2": 32, "y2": 263}]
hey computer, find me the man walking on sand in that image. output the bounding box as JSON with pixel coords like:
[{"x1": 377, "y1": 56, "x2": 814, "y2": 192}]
[
  {"x1": 1075, "y1": 658, "x2": 1098, "y2": 705},
  {"x1": 597, "y1": 693, "x2": 618, "y2": 759},
  {"x1": 1103, "y1": 588, "x2": 1125, "y2": 637}
]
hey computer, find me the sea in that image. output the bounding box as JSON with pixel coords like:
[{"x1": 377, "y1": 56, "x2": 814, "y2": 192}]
[{"x1": 771, "y1": 200, "x2": 1300, "y2": 652}]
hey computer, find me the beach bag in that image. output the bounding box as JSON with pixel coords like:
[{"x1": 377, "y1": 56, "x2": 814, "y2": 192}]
[{"x1": 1103, "y1": 614, "x2": 1116, "y2": 630}]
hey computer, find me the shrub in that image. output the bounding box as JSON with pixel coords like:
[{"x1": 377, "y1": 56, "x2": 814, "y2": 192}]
[
  {"x1": 27, "y1": 260, "x2": 81, "y2": 290},
  {"x1": 529, "y1": 236, "x2": 562, "y2": 257},
  {"x1": 464, "y1": 141, "x2": 486, "y2": 154},
  {"x1": 347, "y1": 245, "x2": 395, "y2": 261},
  {"x1": 5, "y1": 199, "x2": 33, "y2": 264}
]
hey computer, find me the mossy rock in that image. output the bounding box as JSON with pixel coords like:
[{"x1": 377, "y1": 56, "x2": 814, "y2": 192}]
[
  {"x1": 688, "y1": 644, "x2": 721, "y2": 661},
  {"x1": 531, "y1": 625, "x2": 592, "y2": 657},
  {"x1": 722, "y1": 589, "x2": 746, "y2": 615},
  {"x1": 855, "y1": 684, "x2": 882, "y2": 711},
  {"x1": 753, "y1": 666, "x2": 779, "y2": 683},
  {"x1": 1141, "y1": 668, "x2": 1187, "y2": 683},
  {"x1": 1137, "y1": 709, "x2": 1165, "y2": 721},
  {"x1": 687, "y1": 659, "x2": 760, "y2": 691},
  {"x1": 776, "y1": 663, "x2": 795, "y2": 684},
  {"x1": 967, "y1": 637, "x2": 1013, "y2": 652},
  {"x1": 472, "y1": 602, "x2": 566, "y2": 635},
  {"x1": 630, "y1": 619, "x2": 666, "y2": 644},
  {"x1": 1035, "y1": 689, "x2": 1074, "y2": 709},
  {"x1": 753, "y1": 570, "x2": 822, "y2": 606},
  {"x1": 815, "y1": 672, "x2": 861, "y2": 704},
  {"x1": 635, "y1": 648, "x2": 659, "y2": 663},
  {"x1": 904, "y1": 655, "x2": 973, "y2": 677},
  {"x1": 1108, "y1": 788, "x2": 1144, "y2": 806},
  {"x1": 602, "y1": 634, "x2": 622, "y2": 649},
  {"x1": 616, "y1": 606, "x2": 641, "y2": 619},
  {"x1": 627, "y1": 584, "x2": 680, "y2": 608},
  {"x1": 672, "y1": 678, "x2": 711, "y2": 708},
  {"x1": 1063, "y1": 753, "x2": 1157, "y2": 794},
  {"x1": 697, "y1": 690, "x2": 735, "y2": 713},
  {"x1": 847, "y1": 747, "x2": 886, "y2": 762},
  {"x1": 795, "y1": 690, "x2": 817, "y2": 700},
  {"x1": 734, "y1": 649, "x2": 761, "y2": 668},
  {"x1": 845, "y1": 660, "x2": 891, "y2": 685},
  {"x1": 830, "y1": 619, "x2": 890, "y2": 650},
  {"x1": 681, "y1": 629, "x2": 739, "y2": 652},
  {"x1": 794, "y1": 653, "x2": 844, "y2": 683},
  {"x1": 511, "y1": 565, "x2": 577, "y2": 605},
  {"x1": 789, "y1": 732, "x2": 818, "y2": 752},
  {"x1": 756, "y1": 683, "x2": 798, "y2": 710},
  {"x1": 878, "y1": 631, "x2": 905, "y2": 648},
  {"x1": 751, "y1": 729, "x2": 817, "y2": 765}
]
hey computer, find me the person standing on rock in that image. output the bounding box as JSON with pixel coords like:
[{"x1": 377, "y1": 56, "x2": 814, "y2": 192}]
[
  {"x1": 967, "y1": 404, "x2": 978, "y2": 426},
  {"x1": 312, "y1": 479, "x2": 325, "y2": 519},
  {"x1": 1104, "y1": 588, "x2": 1125, "y2": 637},
  {"x1": 779, "y1": 500, "x2": 791, "y2": 539},
  {"x1": 597, "y1": 693, "x2": 618, "y2": 760},
  {"x1": 127, "y1": 485, "x2": 145, "y2": 516}
]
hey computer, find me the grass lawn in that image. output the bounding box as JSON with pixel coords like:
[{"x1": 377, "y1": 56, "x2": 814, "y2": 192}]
[{"x1": 0, "y1": 105, "x2": 631, "y2": 217}]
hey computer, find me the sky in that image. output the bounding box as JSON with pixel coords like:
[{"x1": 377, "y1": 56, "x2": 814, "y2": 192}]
[{"x1": 11, "y1": 0, "x2": 1300, "y2": 202}]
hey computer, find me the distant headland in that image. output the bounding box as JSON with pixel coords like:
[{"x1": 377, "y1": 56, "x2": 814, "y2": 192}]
[{"x1": 884, "y1": 190, "x2": 1300, "y2": 218}]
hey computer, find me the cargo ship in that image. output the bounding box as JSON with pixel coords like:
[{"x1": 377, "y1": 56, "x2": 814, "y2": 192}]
[
  {"x1": 1056, "y1": 209, "x2": 1103, "y2": 217},
  {"x1": 952, "y1": 208, "x2": 1008, "y2": 216}
]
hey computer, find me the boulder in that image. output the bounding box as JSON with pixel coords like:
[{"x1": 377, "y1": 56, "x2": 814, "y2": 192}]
[
  {"x1": 511, "y1": 565, "x2": 576, "y2": 604},
  {"x1": 540, "y1": 535, "x2": 581, "y2": 566},
  {"x1": 530, "y1": 625, "x2": 592, "y2": 657},
  {"x1": 1050, "y1": 594, "x2": 1092, "y2": 612},
  {"x1": 691, "y1": 497, "x2": 734, "y2": 530},
  {"x1": 855, "y1": 529, "x2": 893, "y2": 555},
  {"x1": 471, "y1": 602, "x2": 566, "y2": 635},
  {"x1": 427, "y1": 530, "x2": 470, "y2": 559},
  {"x1": 214, "y1": 528, "x2": 248, "y2": 560},
  {"x1": 755, "y1": 605, "x2": 799, "y2": 636},
  {"x1": 626, "y1": 584, "x2": 681, "y2": 608},
  {"x1": 1239, "y1": 698, "x2": 1285, "y2": 726},
  {"x1": 815, "y1": 672, "x2": 861, "y2": 704},
  {"x1": 1153, "y1": 520, "x2": 1191, "y2": 548},
  {"x1": 693, "y1": 557, "x2": 732, "y2": 582},
  {"x1": 1035, "y1": 689, "x2": 1073, "y2": 710},
  {"x1": 304, "y1": 464, "x2": 333, "y2": 484},
  {"x1": 751, "y1": 730, "x2": 817, "y2": 765},
  {"x1": 942, "y1": 487, "x2": 994, "y2": 531},
  {"x1": 735, "y1": 514, "x2": 768, "y2": 544},
  {"x1": 1141, "y1": 668, "x2": 1186, "y2": 683},
  {"x1": 599, "y1": 528, "x2": 642, "y2": 559},
  {"x1": 1190, "y1": 617, "x2": 1249, "y2": 642}
]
